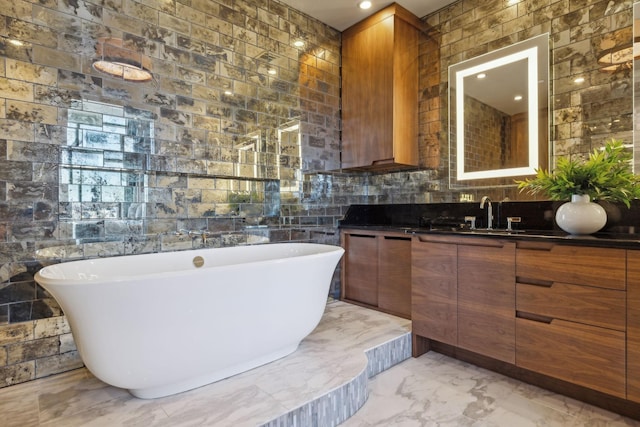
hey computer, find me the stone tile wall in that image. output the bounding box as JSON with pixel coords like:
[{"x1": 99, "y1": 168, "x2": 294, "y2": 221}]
[
  {"x1": 0, "y1": 0, "x2": 349, "y2": 388},
  {"x1": 1, "y1": 0, "x2": 636, "y2": 391}
]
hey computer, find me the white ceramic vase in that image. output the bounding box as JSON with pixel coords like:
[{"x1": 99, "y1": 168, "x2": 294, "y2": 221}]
[{"x1": 555, "y1": 194, "x2": 607, "y2": 235}]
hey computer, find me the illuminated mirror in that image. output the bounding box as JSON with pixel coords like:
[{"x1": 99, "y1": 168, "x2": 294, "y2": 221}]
[{"x1": 449, "y1": 33, "x2": 549, "y2": 187}]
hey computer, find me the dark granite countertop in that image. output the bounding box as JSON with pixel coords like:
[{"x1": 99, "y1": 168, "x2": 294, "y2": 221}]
[{"x1": 339, "y1": 202, "x2": 640, "y2": 249}]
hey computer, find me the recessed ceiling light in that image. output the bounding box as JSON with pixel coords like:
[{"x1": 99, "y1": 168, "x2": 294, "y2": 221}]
[
  {"x1": 268, "y1": 69, "x2": 277, "y2": 75},
  {"x1": 9, "y1": 39, "x2": 23, "y2": 47},
  {"x1": 514, "y1": 95, "x2": 523, "y2": 101},
  {"x1": 359, "y1": 1, "x2": 372, "y2": 10},
  {"x1": 476, "y1": 73, "x2": 487, "y2": 79},
  {"x1": 293, "y1": 40, "x2": 305, "y2": 48},
  {"x1": 574, "y1": 77, "x2": 585, "y2": 84},
  {"x1": 224, "y1": 90, "x2": 233, "y2": 96}
]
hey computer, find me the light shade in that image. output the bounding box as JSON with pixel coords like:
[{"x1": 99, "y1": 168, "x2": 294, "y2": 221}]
[
  {"x1": 597, "y1": 44, "x2": 633, "y2": 72},
  {"x1": 92, "y1": 38, "x2": 153, "y2": 82}
]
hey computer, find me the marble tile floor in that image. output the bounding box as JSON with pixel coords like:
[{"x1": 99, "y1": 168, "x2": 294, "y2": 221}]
[
  {"x1": 0, "y1": 300, "x2": 412, "y2": 427},
  {"x1": 1, "y1": 300, "x2": 639, "y2": 427},
  {"x1": 343, "y1": 350, "x2": 640, "y2": 427}
]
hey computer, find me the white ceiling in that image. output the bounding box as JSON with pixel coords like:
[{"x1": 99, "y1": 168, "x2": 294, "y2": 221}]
[{"x1": 280, "y1": 0, "x2": 457, "y2": 31}]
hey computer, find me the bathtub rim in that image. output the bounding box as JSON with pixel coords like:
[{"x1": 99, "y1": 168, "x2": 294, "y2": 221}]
[{"x1": 35, "y1": 242, "x2": 344, "y2": 288}]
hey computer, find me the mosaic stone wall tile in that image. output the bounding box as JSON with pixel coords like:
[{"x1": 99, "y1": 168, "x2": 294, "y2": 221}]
[
  {"x1": 6, "y1": 336, "x2": 58, "y2": 365},
  {"x1": 0, "y1": 77, "x2": 34, "y2": 102},
  {"x1": 59, "y1": 332, "x2": 76, "y2": 353},
  {"x1": 0, "y1": 361, "x2": 34, "y2": 386},
  {"x1": 0, "y1": 322, "x2": 33, "y2": 345},
  {"x1": 33, "y1": 316, "x2": 70, "y2": 339}
]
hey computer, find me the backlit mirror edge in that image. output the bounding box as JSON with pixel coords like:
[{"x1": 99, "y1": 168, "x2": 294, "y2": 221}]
[{"x1": 449, "y1": 33, "x2": 550, "y2": 188}]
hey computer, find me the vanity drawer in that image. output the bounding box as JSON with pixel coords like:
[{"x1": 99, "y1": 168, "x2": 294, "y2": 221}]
[
  {"x1": 516, "y1": 317, "x2": 626, "y2": 398},
  {"x1": 516, "y1": 282, "x2": 626, "y2": 331},
  {"x1": 516, "y1": 243, "x2": 625, "y2": 290}
]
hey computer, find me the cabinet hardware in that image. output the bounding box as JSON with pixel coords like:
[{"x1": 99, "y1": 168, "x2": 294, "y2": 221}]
[
  {"x1": 350, "y1": 234, "x2": 376, "y2": 238},
  {"x1": 464, "y1": 216, "x2": 476, "y2": 229},
  {"x1": 459, "y1": 240, "x2": 505, "y2": 249},
  {"x1": 516, "y1": 241, "x2": 554, "y2": 251},
  {"x1": 516, "y1": 311, "x2": 554, "y2": 324},
  {"x1": 516, "y1": 277, "x2": 554, "y2": 287},
  {"x1": 384, "y1": 236, "x2": 411, "y2": 241},
  {"x1": 507, "y1": 216, "x2": 521, "y2": 231},
  {"x1": 371, "y1": 158, "x2": 395, "y2": 165}
]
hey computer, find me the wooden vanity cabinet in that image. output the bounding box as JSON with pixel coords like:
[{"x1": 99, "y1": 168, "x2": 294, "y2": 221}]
[
  {"x1": 342, "y1": 232, "x2": 378, "y2": 306},
  {"x1": 458, "y1": 239, "x2": 515, "y2": 364},
  {"x1": 411, "y1": 237, "x2": 457, "y2": 345},
  {"x1": 341, "y1": 3, "x2": 421, "y2": 171},
  {"x1": 377, "y1": 233, "x2": 412, "y2": 316},
  {"x1": 411, "y1": 235, "x2": 515, "y2": 363},
  {"x1": 627, "y1": 250, "x2": 640, "y2": 403},
  {"x1": 515, "y1": 241, "x2": 627, "y2": 398},
  {"x1": 412, "y1": 234, "x2": 640, "y2": 414},
  {"x1": 341, "y1": 229, "x2": 411, "y2": 318}
]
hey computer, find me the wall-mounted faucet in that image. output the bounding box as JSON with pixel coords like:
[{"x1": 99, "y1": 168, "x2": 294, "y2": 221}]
[
  {"x1": 506, "y1": 216, "x2": 521, "y2": 232},
  {"x1": 480, "y1": 196, "x2": 493, "y2": 229},
  {"x1": 464, "y1": 216, "x2": 476, "y2": 230}
]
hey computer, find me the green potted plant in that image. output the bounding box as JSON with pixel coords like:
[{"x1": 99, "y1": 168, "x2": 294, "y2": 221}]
[{"x1": 516, "y1": 139, "x2": 640, "y2": 234}]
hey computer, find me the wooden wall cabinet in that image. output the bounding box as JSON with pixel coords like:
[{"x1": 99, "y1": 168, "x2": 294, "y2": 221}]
[
  {"x1": 341, "y1": 229, "x2": 411, "y2": 318},
  {"x1": 341, "y1": 3, "x2": 421, "y2": 171},
  {"x1": 515, "y1": 241, "x2": 627, "y2": 398},
  {"x1": 412, "y1": 235, "x2": 515, "y2": 363}
]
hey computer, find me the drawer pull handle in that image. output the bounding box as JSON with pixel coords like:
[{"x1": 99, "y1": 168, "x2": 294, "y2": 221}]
[
  {"x1": 417, "y1": 236, "x2": 438, "y2": 243},
  {"x1": 371, "y1": 158, "x2": 394, "y2": 165},
  {"x1": 384, "y1": 236, "x2": 411, "y2": 241},
  {"x1": 517, "y1": 311, "x2": 553, "y2": 324},
  {"x1": 350, "y1": 234, "x2": 376, "y2": 238},
  {"x1": 516, "y1": 242, "x2": 554, "y2": 251},
  {"x1": 516, "y1": 277, "x2": 554, "y2": 287}
]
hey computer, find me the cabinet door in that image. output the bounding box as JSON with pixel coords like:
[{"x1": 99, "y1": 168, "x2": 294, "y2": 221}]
[
  {"x1": 378, "y1": 235, "x2": 412, "y2": 318},
  {"x1": 516, "y1": 317, "x2": 626, "y2": 398},
  {"x1": 516, "y1": 242, "x2": 625, "y2": 290},
  {"x1": 628, "y1": 250, "x2": 640, "y2": 403},
  {"x1": 412, "y1": 237, "x2": 457, "y2": 345},
  {"x1": 516, "y1": 281, "x2": 625, "y2": 331},
  {"x1": 458, "y1": 240, "x2": 516, "y2": 364},
  {"x1": 341, "y1": 15, "x2": 394, "y2": 168},
  {"x1": 343, "y1": 233, "x2": 378, "y2": 306},
  {"x1": 341, "y1": 4, "x2": 420, "y2": 171}
]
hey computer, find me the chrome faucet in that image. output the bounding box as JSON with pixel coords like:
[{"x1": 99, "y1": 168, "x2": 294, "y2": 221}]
[{"x1": 480, "y1": 196, "x2": 493, "y2": 229}]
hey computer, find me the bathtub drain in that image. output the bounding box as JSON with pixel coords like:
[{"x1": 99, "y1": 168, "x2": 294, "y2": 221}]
[{"x1": 193, "y1": 256, "x2": 204, "y2": 268}]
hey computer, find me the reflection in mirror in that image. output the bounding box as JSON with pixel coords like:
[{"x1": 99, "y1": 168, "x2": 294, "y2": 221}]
[
  {"x1": 277, "y1": 121, "x2": 302, "y2": 192},
  {"x1": 59, "y1": 99, "x2": 284, "y2": 242},
  {"x1": 449, "y1": 33, "x2": 549, "y2": 188},
  {"x1": 234, "y1": 131, "x2": 264, "y2": 182}
]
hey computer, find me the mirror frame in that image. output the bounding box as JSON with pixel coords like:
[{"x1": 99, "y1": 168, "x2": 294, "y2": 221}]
[{"x1": 449, "y1": 33, "x2": 550, "y2": 185}]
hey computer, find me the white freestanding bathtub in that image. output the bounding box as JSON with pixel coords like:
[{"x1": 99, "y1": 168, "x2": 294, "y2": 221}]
[{"x1": 35, "y1": 243, "x2": 344, "y2": 398}]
